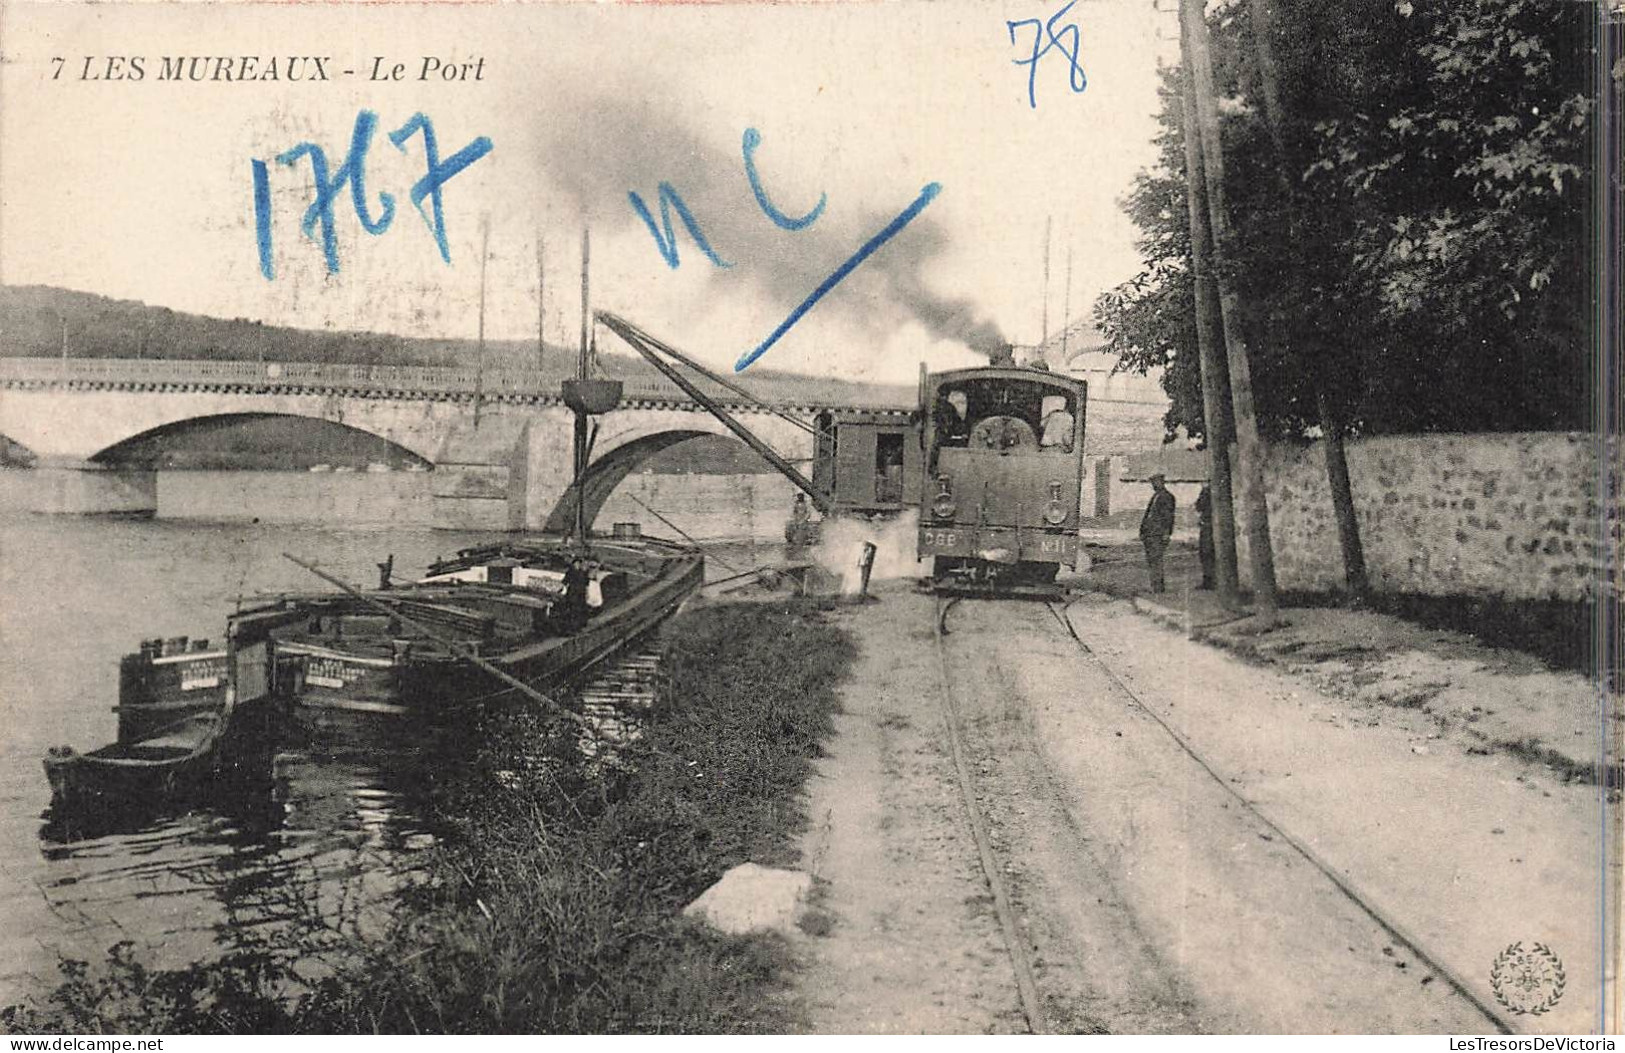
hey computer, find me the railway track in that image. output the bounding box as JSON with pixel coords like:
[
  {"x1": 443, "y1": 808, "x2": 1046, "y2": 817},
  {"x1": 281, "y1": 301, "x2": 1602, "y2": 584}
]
[
  {"x1": 929, "y1": 593, "x2": 1050, "y2": 1033},
  {"x1": 927, "y1": 591, "x2": 1517, "y2": 1035}
]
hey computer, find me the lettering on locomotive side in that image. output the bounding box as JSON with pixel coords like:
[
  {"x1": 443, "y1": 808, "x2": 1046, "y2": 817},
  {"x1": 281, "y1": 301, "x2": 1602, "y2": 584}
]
[{"x1": 921, "y1": 530, "x2": 960, "y2": 548}]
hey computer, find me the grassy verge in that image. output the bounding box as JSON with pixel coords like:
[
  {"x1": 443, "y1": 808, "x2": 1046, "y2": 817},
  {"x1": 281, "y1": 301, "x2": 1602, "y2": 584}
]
[
  {"x1": 4, "y1": 599, "x2": 853, "y2": 1034},
  {"x1": 1085, "y1": 540, "x2": 1607, "y2": 680}
]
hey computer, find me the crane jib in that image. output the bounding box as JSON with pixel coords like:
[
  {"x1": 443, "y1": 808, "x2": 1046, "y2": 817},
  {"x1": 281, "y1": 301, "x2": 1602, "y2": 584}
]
[{"x1": 595, "y1": 312, "x2": 835, "y2": 514}]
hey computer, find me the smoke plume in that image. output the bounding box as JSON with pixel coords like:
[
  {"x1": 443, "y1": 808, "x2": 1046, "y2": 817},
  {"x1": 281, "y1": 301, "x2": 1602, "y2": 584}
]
[{"x1": 533, "y1": 89, "x2": 1008, "y2": 361}]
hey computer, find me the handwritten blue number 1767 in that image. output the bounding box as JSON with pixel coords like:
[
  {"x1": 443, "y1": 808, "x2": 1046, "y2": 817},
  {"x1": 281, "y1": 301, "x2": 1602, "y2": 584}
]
[{"x1": 253, "y1": 110, "x2": 492, "y2": 279}]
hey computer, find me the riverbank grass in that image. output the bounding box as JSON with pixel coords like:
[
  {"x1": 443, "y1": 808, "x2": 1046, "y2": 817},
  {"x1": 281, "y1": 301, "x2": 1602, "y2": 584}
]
[{"x1": 4, "y1": 598, "x2": 853, "y2": 1034}]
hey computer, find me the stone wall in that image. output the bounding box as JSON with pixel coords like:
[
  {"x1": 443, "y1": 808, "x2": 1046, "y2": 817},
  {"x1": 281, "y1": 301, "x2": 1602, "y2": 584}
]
[
  {"x1": 1085, "y1": 397, "x2": 1170, "y2": 461},
  {"x1": 1079, "y1": 397, "x2": 1176, "y2": 517},
  {"x1": 1234, "y1": 433, "x2": 1615, "y2": 603}
]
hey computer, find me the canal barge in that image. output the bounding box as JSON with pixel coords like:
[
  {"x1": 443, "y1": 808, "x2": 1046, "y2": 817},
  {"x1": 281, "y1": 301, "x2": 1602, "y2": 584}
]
[
  {"x1": 44, "y1": 618, "x2": 278, "y2": 811},
  {"x1": 234, "y1": 530, "x2": 704, "y2": 723},
  {"x1": 113, "y1": 636, "x2": 230, "y2": 742}
]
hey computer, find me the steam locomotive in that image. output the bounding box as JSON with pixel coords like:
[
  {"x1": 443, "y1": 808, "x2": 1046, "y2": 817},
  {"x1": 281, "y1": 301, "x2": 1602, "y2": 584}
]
[{"x1": 812, "y1": 365, "x2": 1088, "y2": 594}]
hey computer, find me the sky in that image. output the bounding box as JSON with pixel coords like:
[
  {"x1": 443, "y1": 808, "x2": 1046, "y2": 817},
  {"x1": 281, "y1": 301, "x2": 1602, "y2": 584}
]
[{"x1": 0, "y1": 0, "x2": 1175, "y2": 385}]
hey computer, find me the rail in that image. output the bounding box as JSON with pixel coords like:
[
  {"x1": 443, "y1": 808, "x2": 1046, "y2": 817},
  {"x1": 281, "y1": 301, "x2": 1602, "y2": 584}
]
[
  {"x1": 1041, "y1": 598, "x2": 1517, "y2": 1035},
  {"x1": 0, "y1": 356, "x2": 916, "y2": 411}
]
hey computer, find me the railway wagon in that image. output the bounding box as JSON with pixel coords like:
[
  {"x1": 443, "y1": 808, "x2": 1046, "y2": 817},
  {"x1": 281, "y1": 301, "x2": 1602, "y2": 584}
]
[
  {"x1": 812, "y1": 409, "x2": 924, "y2": 516},
  {"x1": 918, "y1": 367, "x2": 1087, "y2": 591}
]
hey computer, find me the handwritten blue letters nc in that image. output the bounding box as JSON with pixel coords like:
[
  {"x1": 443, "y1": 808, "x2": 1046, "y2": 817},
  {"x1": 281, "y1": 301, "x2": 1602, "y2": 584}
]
[{"x1": 627, "y1": 127, "x2": 939, "y2": 372}]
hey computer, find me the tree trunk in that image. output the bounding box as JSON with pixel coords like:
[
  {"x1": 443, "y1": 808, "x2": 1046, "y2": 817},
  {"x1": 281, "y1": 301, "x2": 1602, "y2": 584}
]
[
  {"x1": 1180, "y1": 0, "x2": 1280, "y2": 615},
  {"x1": 1248, "y1": 0, "x2": 1369, "y2": 598},
  {"x1": 1318, "y1": 391, "x2": 1369, "y2": 595},
  {"x1": 1177, "y1": 35, "x2": 1240, "y2": 605}
]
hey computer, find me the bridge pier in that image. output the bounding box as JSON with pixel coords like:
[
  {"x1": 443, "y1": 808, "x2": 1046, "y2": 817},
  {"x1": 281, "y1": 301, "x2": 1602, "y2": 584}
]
[
  {"x1": 4, "y1": 462, "x2": 158, "y2": 517},
  {"x1": 509, "y1": 415, "x2": 575, "y2": 531},
  {"x1": 429, "y1": 415, "x2": 530, "y2": 532},
  {"x1": 427, "y1": 409, "x2": 581, "y2": 532}
]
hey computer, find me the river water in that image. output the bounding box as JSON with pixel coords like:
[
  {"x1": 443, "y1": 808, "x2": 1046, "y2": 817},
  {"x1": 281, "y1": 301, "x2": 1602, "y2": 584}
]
[{"x1": 0, "y1": 470, "x2": 795, "y2": 1009}]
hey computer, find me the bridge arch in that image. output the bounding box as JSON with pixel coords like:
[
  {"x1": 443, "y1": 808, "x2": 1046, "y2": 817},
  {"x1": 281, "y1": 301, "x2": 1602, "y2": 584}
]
[
  {"x1": 88, "y1": 412, "x2": 436, "y2": 469},
  {"x1": 544, "y1": 429, "x2": 714, "y2": 534},
  {"x1": 541, "y1": 414, "x2": 813, "y2": 535},
  {"x1": 0, "y1": 434, "x2": 39, "y2": 468}
]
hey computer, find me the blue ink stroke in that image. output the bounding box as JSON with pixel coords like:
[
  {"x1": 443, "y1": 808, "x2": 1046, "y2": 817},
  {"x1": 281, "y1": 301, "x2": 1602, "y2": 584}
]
[
  {"x1": 742, "y1": 127, "x2": 826, "y2": 231},
  {"x1": 736, "y1": 182, "x2": 942, "y2": 373},
  {"x1": 276, "y1": 110, "x2": 398, "y2": 274},
  {"x1": 1007, "y1": 0, "x2": 1087, "y2": 110},
  {"x1": 627, "y1": 183, "x2": 733, "y2": 269},
  {"x1": 252, "y1": 160, "x2": 274, "y2": 280},
  {"x1": 389, "y1": 113, "x2": 493, "y2": 265}
]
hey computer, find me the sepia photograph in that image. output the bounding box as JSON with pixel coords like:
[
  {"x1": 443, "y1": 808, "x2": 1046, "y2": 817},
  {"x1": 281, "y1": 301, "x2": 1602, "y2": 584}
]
[{"x1": 0, "y1": 0, "x2": 1617, "y2": 1038}]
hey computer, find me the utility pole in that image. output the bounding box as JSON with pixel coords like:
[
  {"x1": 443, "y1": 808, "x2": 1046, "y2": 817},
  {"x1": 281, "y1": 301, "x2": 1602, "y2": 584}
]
[
  {"x1": 1061, "y1": 240, "x2": 1073, "y2": 366},
  {"x1": 1040, "y1": 215, "x2": 1053, "y2": 356},
  {"x1": 575, "y1": 226, "x2": 592, "y2": 546},
  {"x1": 1176, "y1": 13, "x2": 1240, "y2": 604},
  {"x1": 1247, "y1": 0, "x2": 1368, "y2": 598},
  {"x1": 536, "y1": 231, "x2": 547, "y2": 379},
  {"x1": 475, "y1": 214, "x2": 489, "y2": 427},
  {"x1": 1180, "y1": 0, "x2": 1278, "y2": 615}
]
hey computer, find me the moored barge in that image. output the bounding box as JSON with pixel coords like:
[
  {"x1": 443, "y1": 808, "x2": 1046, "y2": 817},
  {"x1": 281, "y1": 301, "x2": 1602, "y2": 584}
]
[
  {"x1": 235, "y1": 530, "x2": 704, "y2": 723},
  {"x1": 44, "y1": 617, "x2": 279, "y2": 812}
]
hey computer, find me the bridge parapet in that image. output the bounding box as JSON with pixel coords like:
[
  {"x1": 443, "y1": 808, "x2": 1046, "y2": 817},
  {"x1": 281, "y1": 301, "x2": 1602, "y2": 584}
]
[
  {"x1": 0, "y1": 357, "x2": 913, "y2": 526},
  {"x1": 0, "y1": 357, "x2": 915, "y2": 412}
]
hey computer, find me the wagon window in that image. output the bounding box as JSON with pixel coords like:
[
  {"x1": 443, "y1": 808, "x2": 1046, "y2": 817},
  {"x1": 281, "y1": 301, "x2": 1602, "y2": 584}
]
[
  {"x1": 875, "y1": 432, "x2": 905, "y2": 503},
  {"x1": 935, "y1": 390, "x2": 970, "y2": 446},
  {"x1": 813, "y1": 411, "x2": 837, "y2": 494}
]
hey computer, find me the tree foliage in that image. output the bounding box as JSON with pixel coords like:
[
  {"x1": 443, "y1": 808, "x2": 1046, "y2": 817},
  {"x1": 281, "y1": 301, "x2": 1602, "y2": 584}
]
[{"x1": 1097, "y1": 0, "x2": 1601, "y2": 440}]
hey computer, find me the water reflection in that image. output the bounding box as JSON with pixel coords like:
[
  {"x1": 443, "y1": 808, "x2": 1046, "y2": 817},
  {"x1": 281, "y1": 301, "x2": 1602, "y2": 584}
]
[
  {"x1": 25, "y1": 718, "x2": 450, "y2": 993},
  {"x1": 0, "y1": 471, "x2": 794, "y2": 1009}
]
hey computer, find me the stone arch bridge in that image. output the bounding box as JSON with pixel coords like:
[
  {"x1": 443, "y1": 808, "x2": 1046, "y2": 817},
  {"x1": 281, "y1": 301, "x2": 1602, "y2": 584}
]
[{"x1": 0, "y1": 358, "x2": 911, "y2": 530}]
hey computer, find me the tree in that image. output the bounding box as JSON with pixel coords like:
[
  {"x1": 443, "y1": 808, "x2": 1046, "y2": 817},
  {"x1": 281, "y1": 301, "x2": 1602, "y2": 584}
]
[
  {"x1": 1246, "y1": 0, "x2": 1368, "y2": 596},
  {"x1": 1305, "y1": 0, "x2": 1597, "y2": 433},
  {"x1": 1098, "y1": 0, "x2": 1598, "y2": 440},
  {"x1": 1182, "y1": 0, "x2": 1280, "y2": 612}
]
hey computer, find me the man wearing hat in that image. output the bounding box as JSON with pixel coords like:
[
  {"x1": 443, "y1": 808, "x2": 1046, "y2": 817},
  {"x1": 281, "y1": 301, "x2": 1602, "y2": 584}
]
[{"x1": 1139, "y1": 473, "x2": 1176, "y2": 593}]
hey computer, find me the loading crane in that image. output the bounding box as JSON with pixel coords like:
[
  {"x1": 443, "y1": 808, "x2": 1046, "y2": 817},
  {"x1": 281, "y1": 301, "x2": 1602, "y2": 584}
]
[{"x1": 595, "y1": 311, "x2": 837, "y2": 514}]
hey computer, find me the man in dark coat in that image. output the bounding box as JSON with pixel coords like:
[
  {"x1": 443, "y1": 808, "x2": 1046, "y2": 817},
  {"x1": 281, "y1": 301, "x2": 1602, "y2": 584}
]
[
  {"x1": 1139, "y1": 473, "x2": 1176, "y2": 593},
  {"x1": 560, "y1": 556, "x2": 592, "y2": 631}
]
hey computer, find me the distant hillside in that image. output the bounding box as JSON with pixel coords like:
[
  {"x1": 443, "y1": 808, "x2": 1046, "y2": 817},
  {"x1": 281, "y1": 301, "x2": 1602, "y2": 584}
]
[
  {"x1": 1, "y1": 285, "x2": 482, "y2": 367},
  {"x1": 0, "y1": 285, "x2": 910, "y2": 407}
]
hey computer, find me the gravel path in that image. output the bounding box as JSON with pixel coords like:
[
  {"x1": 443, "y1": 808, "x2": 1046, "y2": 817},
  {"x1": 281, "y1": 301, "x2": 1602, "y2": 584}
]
[{"x1": 788, "y1": 585, "x2": 1608, "y2": 1033}]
